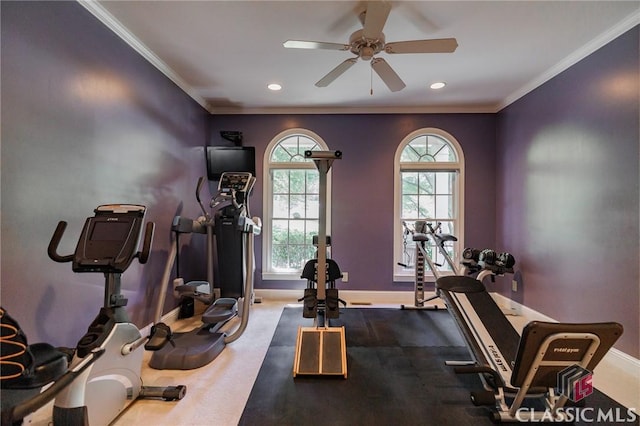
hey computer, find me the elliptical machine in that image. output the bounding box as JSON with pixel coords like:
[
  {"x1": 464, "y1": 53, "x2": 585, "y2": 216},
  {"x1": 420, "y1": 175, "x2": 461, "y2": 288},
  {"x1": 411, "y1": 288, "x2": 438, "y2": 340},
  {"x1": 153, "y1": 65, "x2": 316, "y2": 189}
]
[
  {"x1": 148, "y1": 172, "x2": 261, "y2": 370},
  {"x1": 45, "y1": 204, "x2": 185, "y2": 425}
]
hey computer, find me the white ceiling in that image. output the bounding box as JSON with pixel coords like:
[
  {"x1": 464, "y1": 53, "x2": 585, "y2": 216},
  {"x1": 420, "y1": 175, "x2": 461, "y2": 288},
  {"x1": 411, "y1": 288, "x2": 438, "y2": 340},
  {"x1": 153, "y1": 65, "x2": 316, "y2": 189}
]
[{"x1": 87, "y1": 1, "x2": 639, "y2": 114}]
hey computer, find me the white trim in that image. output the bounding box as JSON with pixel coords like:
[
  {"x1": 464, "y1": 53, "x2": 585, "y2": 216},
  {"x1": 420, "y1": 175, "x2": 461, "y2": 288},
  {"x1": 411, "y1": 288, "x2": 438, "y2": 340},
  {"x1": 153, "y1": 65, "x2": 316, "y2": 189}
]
[
  {"x1": 254, "y1": 289, "x2": 424, "y2": 305},
  {"x1": 210, "y1": 105, "x2": 501, "y2": 115},
  {"x1": 77, "y1": 0, "x2": 209, "y2": 112},
  {"x1": 498, "y1": 10, "x2": 640, "y2": 112},
  {"x1": 261, "y1": 272, "x2": 305, "y2": 281},
  {"x1": 393, "y1": 128, "x2": 465, "y2": 281}
]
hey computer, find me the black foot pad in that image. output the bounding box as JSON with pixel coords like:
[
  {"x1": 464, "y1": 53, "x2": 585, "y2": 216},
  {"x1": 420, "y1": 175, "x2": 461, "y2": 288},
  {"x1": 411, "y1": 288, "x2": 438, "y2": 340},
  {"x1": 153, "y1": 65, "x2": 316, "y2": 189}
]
[
  {"x1": 302, "y1": 288, "x2": 317, "y2": 318},
  {"x1": 325, "y1": 289, "x2": 340, "y2": 319}
]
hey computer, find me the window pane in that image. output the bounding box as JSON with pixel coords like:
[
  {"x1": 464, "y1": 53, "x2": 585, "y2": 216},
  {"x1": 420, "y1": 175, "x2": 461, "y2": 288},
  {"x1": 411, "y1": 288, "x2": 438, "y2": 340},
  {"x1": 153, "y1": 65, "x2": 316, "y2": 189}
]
[
  {"x1": 418, "y1": 194, "x2": 434, "y2": 217},
  {"x1": 435, "y1": 172, "x2": 451, "y2": 194},
  {"x1": 400, "y1": 146, "x2": 420, "y2": 162},
  {"x1": 418, "y1": 172, "x2": 434, "y2": 194},
  {"x1": 290, "y1": 194, "x2": 305, "y2": 218},
  {"x1": 273, "y1": 170, "x2": 289, "y2": 193},
  {"x1": 289, "y1": 245, "x2": 307, "y2": 269},
  {"x1": 289, "y1": 220, "x2": 305, "y2": 244},
  {"x1": 273, "y1": 195, "x2": 289, "y2": 218},
  {"x1": 306, "y1": 220, "x2": 318, "y2": 245},
  {"x1": 306, "y1": 194, "x2": 319, "y2": 219},
  {"x1": 272, "y1": 244, "x2": 289, "y2": 269},
  {"x1": 290, "y1": 170, "x2": 306, "y2": 193},
  {"x1": 410, "y1": 136, "x2": 428, "y2": 156},
  {"x1": 298, "y1": 137, "x2": 318, "y2": 153},
  {"x1": 402, "y1": 195, "x2": 418, "y2": 218},
  {"x1": 271, "y1": 145, "x2": 291, "y2": 162},
  {"x1": 306, "y1": 170, "x2": 319, "y2": 193},
  {"x1": 402, "y1": 172, "x2": 419, "y2": 194},
  {"x1": 272, "y1": 219, "x2": 289, "y2": 244},
  {"x1": 435, "y1": 195, "x2": 452, "y2": 218}
]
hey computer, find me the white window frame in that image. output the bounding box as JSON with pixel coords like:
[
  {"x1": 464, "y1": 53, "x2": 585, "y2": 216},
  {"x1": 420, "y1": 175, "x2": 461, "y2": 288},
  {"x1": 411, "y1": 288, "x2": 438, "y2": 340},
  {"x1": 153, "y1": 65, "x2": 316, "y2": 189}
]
[
  {"x1": 393, "y1": 128, "x2": 465, "y2": 282},
  {"x1": 262, "y1": 128, "x2": 331, "y2": 280}
]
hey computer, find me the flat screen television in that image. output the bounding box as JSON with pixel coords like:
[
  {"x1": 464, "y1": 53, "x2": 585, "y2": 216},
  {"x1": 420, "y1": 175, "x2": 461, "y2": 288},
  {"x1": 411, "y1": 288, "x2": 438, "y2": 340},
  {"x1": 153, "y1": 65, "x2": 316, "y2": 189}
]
[{"x1": 206, "y1": 146, "x2": 256, "y2": 181}]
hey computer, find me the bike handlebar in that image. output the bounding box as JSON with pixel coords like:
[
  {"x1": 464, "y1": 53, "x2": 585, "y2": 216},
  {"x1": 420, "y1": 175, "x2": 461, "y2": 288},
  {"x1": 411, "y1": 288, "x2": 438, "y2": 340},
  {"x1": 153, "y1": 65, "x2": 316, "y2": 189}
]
[{"x1": 47, "y1": 221, "x2": 74, "y2": 263}]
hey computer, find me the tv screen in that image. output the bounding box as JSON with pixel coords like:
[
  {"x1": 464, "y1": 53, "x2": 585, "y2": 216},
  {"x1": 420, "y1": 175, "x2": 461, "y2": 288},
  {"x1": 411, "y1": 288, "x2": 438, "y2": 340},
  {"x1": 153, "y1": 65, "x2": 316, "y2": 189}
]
[{"x1": 206, "y1": 146, "x2": 256, "y2": 181}]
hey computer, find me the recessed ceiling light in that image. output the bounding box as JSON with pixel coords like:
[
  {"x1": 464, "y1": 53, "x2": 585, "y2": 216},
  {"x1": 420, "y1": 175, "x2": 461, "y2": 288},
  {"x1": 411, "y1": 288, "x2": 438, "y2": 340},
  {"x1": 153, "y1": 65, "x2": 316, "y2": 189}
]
[
  {"x1": 268, "y1": 83, "x2": 282, "y2": 91},
  {"x1": 430, "y1": 82, "x2": 446, "y2": 90}
]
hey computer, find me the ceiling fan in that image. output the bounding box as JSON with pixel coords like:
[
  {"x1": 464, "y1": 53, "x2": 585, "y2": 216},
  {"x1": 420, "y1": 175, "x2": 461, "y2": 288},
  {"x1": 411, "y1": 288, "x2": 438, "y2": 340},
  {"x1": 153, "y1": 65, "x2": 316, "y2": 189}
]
[{"x1": 283, "y1": 1, "x2": 458, "y2": 92}]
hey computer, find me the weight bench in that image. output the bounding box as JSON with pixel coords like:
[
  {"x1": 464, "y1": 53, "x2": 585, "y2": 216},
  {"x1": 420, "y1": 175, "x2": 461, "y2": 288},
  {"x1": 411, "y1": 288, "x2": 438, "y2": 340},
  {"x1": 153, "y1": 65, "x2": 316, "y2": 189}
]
[{"x1": 436, "y1": 275, "x2": 623, "y2": 422}]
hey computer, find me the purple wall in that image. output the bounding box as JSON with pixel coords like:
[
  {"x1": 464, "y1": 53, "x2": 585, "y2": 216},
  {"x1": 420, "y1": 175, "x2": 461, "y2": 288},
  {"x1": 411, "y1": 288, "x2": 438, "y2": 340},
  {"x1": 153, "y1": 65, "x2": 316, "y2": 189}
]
[
  {"x1": 2, "y1": 2, "x2": 636, "y2": 359},
  {"x1": 496, "y1": 26, "x2": 639, "y2": 357},
  {"x1": 1, "y1": 2, "x2": 210, "y2": 346},
  {"x1": 210, "y1": 114, "x2": 497, "y2": 291}
]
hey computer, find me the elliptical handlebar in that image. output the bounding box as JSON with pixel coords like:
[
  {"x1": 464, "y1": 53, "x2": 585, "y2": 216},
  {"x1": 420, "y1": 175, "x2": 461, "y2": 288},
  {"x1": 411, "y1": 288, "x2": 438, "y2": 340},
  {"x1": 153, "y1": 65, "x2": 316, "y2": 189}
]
[
  {"x1": 195, "y1": 176, "x2": 209, "y2": 218},
  {"x1": 47, "y1": 221, "x2": 75, "y2": 263},
  {"x1": 137, "y1": 222, "x2": 155, "y2": 264}
]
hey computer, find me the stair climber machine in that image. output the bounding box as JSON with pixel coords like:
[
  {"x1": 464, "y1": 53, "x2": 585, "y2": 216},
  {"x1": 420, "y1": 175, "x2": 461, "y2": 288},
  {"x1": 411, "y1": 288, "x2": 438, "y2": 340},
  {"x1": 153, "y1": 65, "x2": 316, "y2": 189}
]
[
  {"x1": 148, "y1": 172, "x2": 261, "y2": 370},
  {"x1": 26, "y1": 204, "x2": 185, "y2": 426},
  {"x1": 293, "y1": 150, "x2": 348, "y2": 378}
]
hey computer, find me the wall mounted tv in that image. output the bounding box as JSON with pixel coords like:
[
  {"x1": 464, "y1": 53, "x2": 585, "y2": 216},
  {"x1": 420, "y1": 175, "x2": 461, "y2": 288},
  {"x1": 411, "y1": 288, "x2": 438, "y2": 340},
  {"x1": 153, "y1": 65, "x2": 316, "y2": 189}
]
[{"x1": 206, "y1": 146, "x2": 256, "y2": 181}]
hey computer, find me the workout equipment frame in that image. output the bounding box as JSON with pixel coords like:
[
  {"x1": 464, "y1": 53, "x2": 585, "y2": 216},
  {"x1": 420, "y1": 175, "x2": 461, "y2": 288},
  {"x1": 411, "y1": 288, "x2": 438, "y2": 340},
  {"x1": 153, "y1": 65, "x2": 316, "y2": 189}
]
[
  {"x1": 30, "y1": 204, "x2": 185, "y2": 426},
  {"x1": 293, "y1": 150, "x2": 347, "y2": 378},
  {"x1": 400, "y1": 221, "x2": 460, "y2": 309},
  {"x1": 437, "y1": 275, "x2": 623, "y2": 422}
]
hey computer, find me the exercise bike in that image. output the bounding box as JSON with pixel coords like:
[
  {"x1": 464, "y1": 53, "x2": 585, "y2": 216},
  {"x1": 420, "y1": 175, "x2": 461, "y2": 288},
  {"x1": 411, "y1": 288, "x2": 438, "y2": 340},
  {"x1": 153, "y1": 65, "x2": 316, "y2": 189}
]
[{"x1": 43, "y1": 204, "x2": 185, "y2": 425}]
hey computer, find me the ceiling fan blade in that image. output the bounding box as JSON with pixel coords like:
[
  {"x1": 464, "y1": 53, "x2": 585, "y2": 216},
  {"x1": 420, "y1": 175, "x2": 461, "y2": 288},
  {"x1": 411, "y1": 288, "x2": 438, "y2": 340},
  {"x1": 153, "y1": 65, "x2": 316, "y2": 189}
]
[
  {"x1": 315, "y1": 58, "x2": 358, "y2": 87},
  {"x1": 283, "y1": 40, "x2": 350, "y2": 51},
  {"x1": 385, "y1": 38, "x2": 458, "y2": 54},
  {"x1": 371, "y1": 58, "x2": 405, "y2": 92},
  {"x1": 362, "y1": 1, "x2": 391, "y2": 39}
]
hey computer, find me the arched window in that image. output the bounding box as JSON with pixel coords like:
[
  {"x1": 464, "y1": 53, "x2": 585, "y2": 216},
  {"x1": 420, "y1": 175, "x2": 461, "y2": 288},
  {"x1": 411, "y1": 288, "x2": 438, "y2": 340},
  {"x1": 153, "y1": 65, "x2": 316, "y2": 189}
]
[
  {"x1": 262, "y1": 129, "x2": 330, "y2": 279},
  {"x1": 393, "y1": 128, "x2": 465, "y2": 281}
]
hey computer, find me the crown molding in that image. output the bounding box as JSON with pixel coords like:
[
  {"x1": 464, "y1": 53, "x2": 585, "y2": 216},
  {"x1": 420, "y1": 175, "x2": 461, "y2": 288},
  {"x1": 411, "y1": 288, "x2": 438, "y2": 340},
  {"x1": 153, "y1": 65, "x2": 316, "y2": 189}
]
[
  {"x1": 77, "y1": 0, "x2": 210, "y2": 112},
  {"x1": 498, "y1": 10, "x2": 640, "y2": 112}
]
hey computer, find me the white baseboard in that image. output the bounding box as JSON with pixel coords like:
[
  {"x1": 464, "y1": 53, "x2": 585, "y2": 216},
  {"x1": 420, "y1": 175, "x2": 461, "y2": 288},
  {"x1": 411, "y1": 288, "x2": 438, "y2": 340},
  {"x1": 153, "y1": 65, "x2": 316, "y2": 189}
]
[{"x1": 254, "y1": 289, "x2": 444, "y2": 307}]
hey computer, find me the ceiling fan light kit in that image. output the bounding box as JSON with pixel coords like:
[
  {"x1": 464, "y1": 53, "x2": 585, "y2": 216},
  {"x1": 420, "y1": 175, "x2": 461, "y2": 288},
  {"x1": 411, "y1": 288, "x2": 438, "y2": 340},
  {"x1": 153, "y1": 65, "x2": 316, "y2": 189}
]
[{"x1": 283, "y1": 1, "x2": 457, "y2": 93}]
